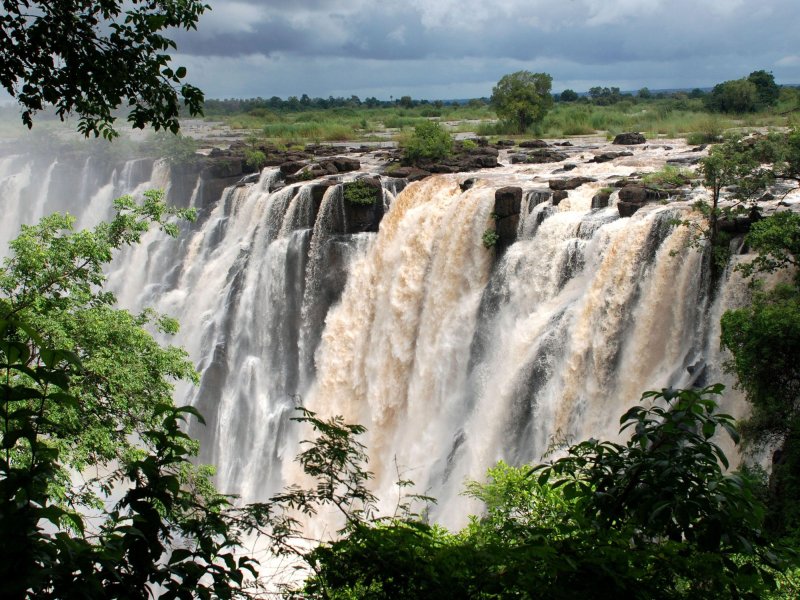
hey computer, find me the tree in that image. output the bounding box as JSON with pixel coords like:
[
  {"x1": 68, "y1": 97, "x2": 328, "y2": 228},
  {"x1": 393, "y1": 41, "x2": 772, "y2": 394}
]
[
  {"x1": 0, "y1": 194, "x2": 266, "y2": 597},
  {"x1": 706, "y1": 79, "x2": 759, "y2": 113},
  {"x1": 721, "y1": 210, "x2": 800, "y2": 538},
  {"x1": 559, "y1": 89, "x2": 579, "y2": 102},
  {"x1": 748, "y1": 70, "x2": 781, "y2": 107},
  {"x1": 0, "y1": 0, "x2": 208, "y2": 138},
  {"x1": 490, "y1": 71, "x2": 553, "y2": 134}
]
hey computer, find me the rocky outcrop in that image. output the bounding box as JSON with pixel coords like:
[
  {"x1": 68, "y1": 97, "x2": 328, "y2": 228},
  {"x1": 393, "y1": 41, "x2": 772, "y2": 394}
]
[
  {"x1": 549, "y1": 177, "x2": 595, "y2": 191},
  {"x1": 519, "y1": 139, "x2": 549, "y2": 148},
  {"x1": 590, "y1": 151, "x2": 634, "y2": 163},
  {"x1": 612, "y1": 132, "x2": 646, "y2": 145},
  {"x1": 510, "y1": 149, "x2": 569, "y2": 164},
  {"x1": 616, "y1": 184, "x2": 671, "y2": 217},
  {"x1": 493, "y1": 186, "x2": 523, "y2": 250},
  {"x1": 592, "y1": 189, "x2": 612, "y2": 209}
]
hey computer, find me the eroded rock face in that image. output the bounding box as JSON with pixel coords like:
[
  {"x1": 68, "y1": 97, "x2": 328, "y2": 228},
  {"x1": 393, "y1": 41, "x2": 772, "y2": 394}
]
[
  {"x1": 613, "y1": 132, "x2": 646, "y2": 145},
  {"x1": 493, "y1": 186, "x2": 524, "y2": 251},
  {"x1": 510, "y1": 149, "x2": 569, "y2": 164}
]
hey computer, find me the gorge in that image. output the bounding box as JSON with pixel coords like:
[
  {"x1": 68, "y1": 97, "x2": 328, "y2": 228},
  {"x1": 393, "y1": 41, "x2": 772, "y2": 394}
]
[{"x1": 0, "y1": 133, "x2": 764, "y2": 532}]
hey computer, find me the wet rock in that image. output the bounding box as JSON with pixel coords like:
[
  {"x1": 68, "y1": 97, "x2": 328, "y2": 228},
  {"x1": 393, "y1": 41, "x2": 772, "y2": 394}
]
[
  {"x1": 554, "y1": 141, "x2": 573, "y2": 146},
  {"x1": 280, "y1": 160, "x2": 305, "y2": 176},
  {"x1": 554, "y1": 163, "x2": 577, "y2": 172},
  {"x1": 666, "y1": 156, "x2": 701, "y2": 166},
  {"x1": 494, "y1": 186, "x2": 523, "y2": 217},
  {"x1": 552, "y1": 190, "x2": 569, "y2": 205},
  {"x1": 460, "y1": 177, "x2": 477, "y2": 192},
  {"x1": 617, "y1": 201, "x2": 643, "y2": 217},
  {"x1": 495, "y1": 139, "x2": 516, "y2": 146},
  {"x1": 592, "y1": 190, "x2": 612, "y2": 209},
  {"x1": 618, "y1": 184, "x2": 647, "y2": 203},
  {"x1": 384, "y1": 166, "x2": 431, "y2": 181},
  {"x1": 591, "y1": 151, "x2": 634, "y2": 163},
  {"x1": 331, "y1": 156, "x2": 361, "y2": 172},
  {"x1": 519, "y1": 139, "x2": 549, "y2": 148},
  {"x1": 613, "y1": 132, "x2": 646, "y2": 145},
  {"x1": 549, "y1": 176, "x2": 595, "y2": 191}
]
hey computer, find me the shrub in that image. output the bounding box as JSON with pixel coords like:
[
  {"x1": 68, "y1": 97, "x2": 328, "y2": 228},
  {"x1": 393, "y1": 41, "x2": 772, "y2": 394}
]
[
  {"x1": 642, "y1": 165, "x2": 693, "y2": 188},
  {"x1": 243, "y1": 148, "x2": 267, "y2": 170},
  {"x1": 402, "y1": 121, "x2": 452, "y2": 163},
  {"x1": 461, "y1": 139, "x2": 478, "y2": 151},
  {"x1": 482, "y1": 228, "x2": 499, "y2": 248},
  {"x1": 343, "y1": 179, "x2": 379, "y2": 205}
]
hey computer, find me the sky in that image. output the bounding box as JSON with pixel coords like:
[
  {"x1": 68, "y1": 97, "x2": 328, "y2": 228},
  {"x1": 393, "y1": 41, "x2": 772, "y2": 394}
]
[{"x1": 169, "y1": 0, "x2": 800, "y2": 101}]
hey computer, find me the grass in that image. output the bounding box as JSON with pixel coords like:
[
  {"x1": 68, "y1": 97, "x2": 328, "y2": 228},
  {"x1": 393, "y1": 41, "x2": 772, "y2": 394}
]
[{"x1": 201, "y1": 95, "x2": 800, "y2": 146}]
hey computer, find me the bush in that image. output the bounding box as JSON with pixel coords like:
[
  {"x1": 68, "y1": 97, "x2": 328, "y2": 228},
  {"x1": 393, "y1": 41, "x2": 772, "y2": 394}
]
[
  {"x1": 482, "y1": 229, "x2": 499, "y2": 248},
  {"x1": 642, "y1": 165, "x2": 693, "y2": 188},
  {"x1": 343, "y1": 179, "x2": 379, "y2": 205},
  {"x1": 402, "y1": 121, "x2": 452, "y2": 163},
  {"x1": 243, "y1": 147, "x2": 267, "y2": 170}
]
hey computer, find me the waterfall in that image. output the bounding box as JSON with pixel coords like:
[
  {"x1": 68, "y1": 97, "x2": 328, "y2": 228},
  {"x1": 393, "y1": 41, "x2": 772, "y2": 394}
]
[{"x1": 0, "y1": 144, "x2": 754, "y2": 532}]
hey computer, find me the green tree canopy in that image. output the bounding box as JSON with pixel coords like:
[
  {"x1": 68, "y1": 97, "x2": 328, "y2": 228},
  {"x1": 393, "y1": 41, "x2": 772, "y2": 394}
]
[
  {"x1": 748, "y1": 70, "x2": 781, "y2": 107},
  {"x1": 0, "y1": 0, "x2": 208, "y2": 138},
  {"x1": 490, "y1": 71, "x2": 554, "y2": 134},
  {"x1": 706, "y1": 79, "x2": 760, "y2": 113}
]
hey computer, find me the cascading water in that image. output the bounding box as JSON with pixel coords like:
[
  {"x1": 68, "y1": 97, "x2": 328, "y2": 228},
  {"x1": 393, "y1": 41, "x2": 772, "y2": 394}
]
[{"x1": 0, "y1": 139, "x2": 755, "y2": 533}]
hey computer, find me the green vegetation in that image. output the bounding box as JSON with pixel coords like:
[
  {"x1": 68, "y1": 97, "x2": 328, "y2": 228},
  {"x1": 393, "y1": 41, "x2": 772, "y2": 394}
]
[
  {"x1": 402, "y1": 121, "x2": 453, "y2": 163},
  {"x1": 0, "y1": 0, "x2": 207, "y2": 138},
  {"x1": 482, "y1": 228, "x2": 499, "y2": 248},
  {"x1": 244, "y1": 147, "x2": 268, "y2": 171},
  {"x1": 343, "y1": 179, "x2": 379, "y2": 205},
  {"x1": 491, "y1": 71, "x2": 554, "y2": 134},
  {"x1": 642, "y1": 165, "x2": 694, "y2": 188},
  {"x1": 294, "y1": 386, "x2": 797, "y2": 599},
  {"x1": 0, "y1": 193, "x2": 267, "y2": 597},
  {"x1": 721, "y1": 210, "x2": 800, "y2": 542}
]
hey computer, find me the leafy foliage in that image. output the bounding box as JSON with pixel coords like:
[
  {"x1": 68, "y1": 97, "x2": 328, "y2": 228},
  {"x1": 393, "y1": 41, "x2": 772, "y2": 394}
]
[
  {"x1": 0, "y1": 0, "x2": 208, "y2": 138},
  {"x1": 721, "y1": 208, "x2": 800, "y2": 541},
  {"x1": 482, "y1": 228, "x2": 499, "y2": 249},
  {"x1": 402, "y1": 121, "x2": 453, "y2": 163},
  {"x1": 294, "y1": 386, "x2": 795, "y2": 599},
  {"x1": 491, "y1": 71, "x2": 554, "y2": 134},
  {"x1": 0, "y1": 194, "x2": 260, "y2": 598},
  {"x1": 343, "y1": 180, "x2": 380, "y2": 206}
]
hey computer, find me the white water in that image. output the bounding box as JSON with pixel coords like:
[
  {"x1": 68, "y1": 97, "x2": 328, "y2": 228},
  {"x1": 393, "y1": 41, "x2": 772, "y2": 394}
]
[{"x1": 0, "y1": 140, "x2": 756, "y2": 533}]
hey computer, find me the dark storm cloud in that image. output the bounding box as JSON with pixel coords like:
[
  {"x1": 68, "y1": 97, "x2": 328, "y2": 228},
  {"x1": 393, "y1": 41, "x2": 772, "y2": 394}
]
[{"x1": 171, "y1": 0, "x2": 800, "y2": 98}]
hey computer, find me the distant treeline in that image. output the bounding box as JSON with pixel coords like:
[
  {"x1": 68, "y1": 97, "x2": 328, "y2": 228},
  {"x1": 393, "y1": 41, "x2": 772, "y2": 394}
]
[
  {"x1": 202, "y1": 94, "x2": 483, "y2": 115},
  {"x1": 203, "y1": 70, "x2": 798, "y2": 117}
]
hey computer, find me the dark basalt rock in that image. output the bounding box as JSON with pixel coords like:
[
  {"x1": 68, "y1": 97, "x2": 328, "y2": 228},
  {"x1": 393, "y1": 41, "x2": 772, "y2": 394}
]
[
  {"x1": 551, "y1": 190, "x2": 569, "y2": 205},
  {"x1": 460, "y1": 177, "x2": 477, "y2": 192},
  {"x1": 612, "y1": 132, "x2": 646, "y2": 145},
  {"x1": 384, "y1": 166, "x2": 431, "y2": 181},
  {"x1": 617, "y1": 201, "x2": 643, "y2": 217},
  {"x1": 591, "y1": 151, "x2": 634, "y2": 163},
  {"x1": 592, "y1": 190, "x2": 612, "y2": 209},
  {"x1": 549, "y1": 176, "x2": 595, "y2": 191},
  {"x1": 494, "y1": 187, "x2": 523, "y2": 217},
  {"x1": 331, "y1": 156, "x2": 361, "y2": 172},
  {"x1": 519, "y1": 139, "x2": 549, "y2": 148},
  {"x1": 280, "y1": 160, "x2": 305, "y2": 176},
  {"x1": 554, "y1": 163, "x2": 577, "y2": 172}
]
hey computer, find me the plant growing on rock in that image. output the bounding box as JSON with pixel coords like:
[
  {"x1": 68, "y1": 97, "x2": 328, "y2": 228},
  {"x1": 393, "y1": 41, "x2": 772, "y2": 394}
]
[
  {"x1": 343, "y1": 180, "x2": 379, "y2": 206},
  {"x1": 482, "y1": 229, "x2": 500, "y2": 249}
]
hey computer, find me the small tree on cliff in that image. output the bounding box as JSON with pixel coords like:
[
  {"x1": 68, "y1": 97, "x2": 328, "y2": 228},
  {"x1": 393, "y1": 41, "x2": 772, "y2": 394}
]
[{"x1": 491, "y1": 71, "x2": 554, "y2": 134}]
